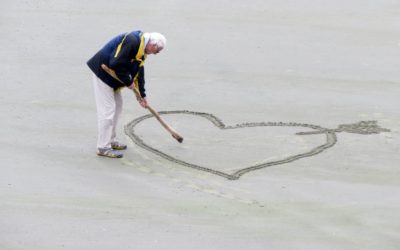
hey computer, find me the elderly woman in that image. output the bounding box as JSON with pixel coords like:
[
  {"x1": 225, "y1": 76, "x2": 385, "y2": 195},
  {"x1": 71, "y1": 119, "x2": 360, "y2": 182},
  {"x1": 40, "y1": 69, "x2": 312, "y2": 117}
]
[{"x1": 87, "y1": 31, "x2": 166, "y2": 158}]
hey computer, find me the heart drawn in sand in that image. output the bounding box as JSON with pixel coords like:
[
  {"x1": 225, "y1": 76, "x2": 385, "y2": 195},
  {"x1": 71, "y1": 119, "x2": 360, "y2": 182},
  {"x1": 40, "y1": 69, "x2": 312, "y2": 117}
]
[{"x1": 125, "y1": 111, "x2": 390, "y2": 180}]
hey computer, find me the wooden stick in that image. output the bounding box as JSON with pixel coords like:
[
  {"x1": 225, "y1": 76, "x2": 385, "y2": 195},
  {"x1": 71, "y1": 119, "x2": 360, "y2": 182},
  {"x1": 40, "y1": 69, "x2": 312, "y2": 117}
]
[{"x1": 101, "y1": 64, "x2": 183, "y2": 143}]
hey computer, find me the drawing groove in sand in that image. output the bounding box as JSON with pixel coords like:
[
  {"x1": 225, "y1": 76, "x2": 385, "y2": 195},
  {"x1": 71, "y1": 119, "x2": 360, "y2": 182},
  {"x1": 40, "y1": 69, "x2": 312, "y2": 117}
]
[{"x1": 125, "y1": 111, "x2": 390, "y2": 180}]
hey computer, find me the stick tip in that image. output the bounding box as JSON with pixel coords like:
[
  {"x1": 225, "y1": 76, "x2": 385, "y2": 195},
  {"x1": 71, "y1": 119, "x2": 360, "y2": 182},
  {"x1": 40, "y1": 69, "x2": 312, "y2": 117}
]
[{"x1": 172, "y1": 134, "x2": 183, "y2": 143}]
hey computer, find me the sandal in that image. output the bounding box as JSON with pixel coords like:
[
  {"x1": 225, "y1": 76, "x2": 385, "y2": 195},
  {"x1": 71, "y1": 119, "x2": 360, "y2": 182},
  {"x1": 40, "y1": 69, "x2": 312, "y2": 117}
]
[
  {"x1": 97, "y1": 148, "x2": 123, "y2": 158},
  {"x1": 111, "y1": 142, "x2": 127, "y2": 150}
]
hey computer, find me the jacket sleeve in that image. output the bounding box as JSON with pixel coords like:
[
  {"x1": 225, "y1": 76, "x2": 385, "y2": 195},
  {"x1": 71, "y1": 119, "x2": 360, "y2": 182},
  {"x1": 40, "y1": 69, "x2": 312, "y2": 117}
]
[
  {"x1": 109, "y1": 36, "x2": 135, "y2": 86},
  {"x1": 137, "y1": 66, "x2": 146, "y2": 97}
]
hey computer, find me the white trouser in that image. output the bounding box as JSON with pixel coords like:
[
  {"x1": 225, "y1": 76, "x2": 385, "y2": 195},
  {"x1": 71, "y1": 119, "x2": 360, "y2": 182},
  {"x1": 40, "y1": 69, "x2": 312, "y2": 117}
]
[{"x1": 93, "y1": 74, "x2": 123, "y2": 149}]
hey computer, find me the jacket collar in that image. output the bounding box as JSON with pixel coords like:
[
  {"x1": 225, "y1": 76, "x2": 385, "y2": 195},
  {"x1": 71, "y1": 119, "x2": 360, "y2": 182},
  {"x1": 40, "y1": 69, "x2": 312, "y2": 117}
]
[{"x1": 135, "y1": 33, "x2": 146, "y2": 61}]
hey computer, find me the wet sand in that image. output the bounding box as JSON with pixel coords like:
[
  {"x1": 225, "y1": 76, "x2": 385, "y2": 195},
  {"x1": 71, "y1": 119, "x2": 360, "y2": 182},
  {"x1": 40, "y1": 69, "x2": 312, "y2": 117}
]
[{"x1": 1, "y1": 0, "x2": 400, "y2": 249}]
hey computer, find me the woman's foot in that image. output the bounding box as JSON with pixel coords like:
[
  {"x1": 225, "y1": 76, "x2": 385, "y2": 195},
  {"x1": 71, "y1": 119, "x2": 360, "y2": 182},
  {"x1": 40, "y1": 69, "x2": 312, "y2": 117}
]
[
  {"x1": 97, "y1": 148, "x2": 123, "y2": 158},
  {"x1": 111, "y1": 142, "x2": 128, "y2": 150}
]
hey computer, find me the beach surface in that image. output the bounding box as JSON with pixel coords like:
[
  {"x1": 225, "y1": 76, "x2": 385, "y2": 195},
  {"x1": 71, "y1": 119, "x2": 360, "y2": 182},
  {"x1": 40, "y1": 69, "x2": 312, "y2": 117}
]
[{"x1": 1, "y1": 0, "x2": 400, "y2": 249}]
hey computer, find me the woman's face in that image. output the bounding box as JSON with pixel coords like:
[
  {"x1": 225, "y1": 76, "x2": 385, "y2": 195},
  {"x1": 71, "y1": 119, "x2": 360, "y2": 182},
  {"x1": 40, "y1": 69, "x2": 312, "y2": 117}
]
[{"x1": 145, "y1": 43, "x2": 160, "y2": 55}]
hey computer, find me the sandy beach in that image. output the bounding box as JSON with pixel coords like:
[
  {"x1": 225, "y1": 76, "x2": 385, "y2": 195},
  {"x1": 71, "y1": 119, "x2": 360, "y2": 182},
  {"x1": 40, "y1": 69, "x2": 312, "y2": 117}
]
[{"x1": 1, "y1": 0, "x2": 400, "y2": 249}]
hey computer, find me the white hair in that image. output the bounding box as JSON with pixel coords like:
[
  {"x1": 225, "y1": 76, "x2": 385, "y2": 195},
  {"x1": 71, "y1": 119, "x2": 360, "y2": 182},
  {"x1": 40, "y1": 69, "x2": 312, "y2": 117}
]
[{"x1": 148, "y1": 32, "x2": 167, "y2": 50}]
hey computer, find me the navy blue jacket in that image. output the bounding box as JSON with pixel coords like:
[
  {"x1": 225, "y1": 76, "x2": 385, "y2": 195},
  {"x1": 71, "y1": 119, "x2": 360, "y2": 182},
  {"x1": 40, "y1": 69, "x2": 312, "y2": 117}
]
[{"x1": 87, "y1": 31, "x2": 146, "y2": 97}]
